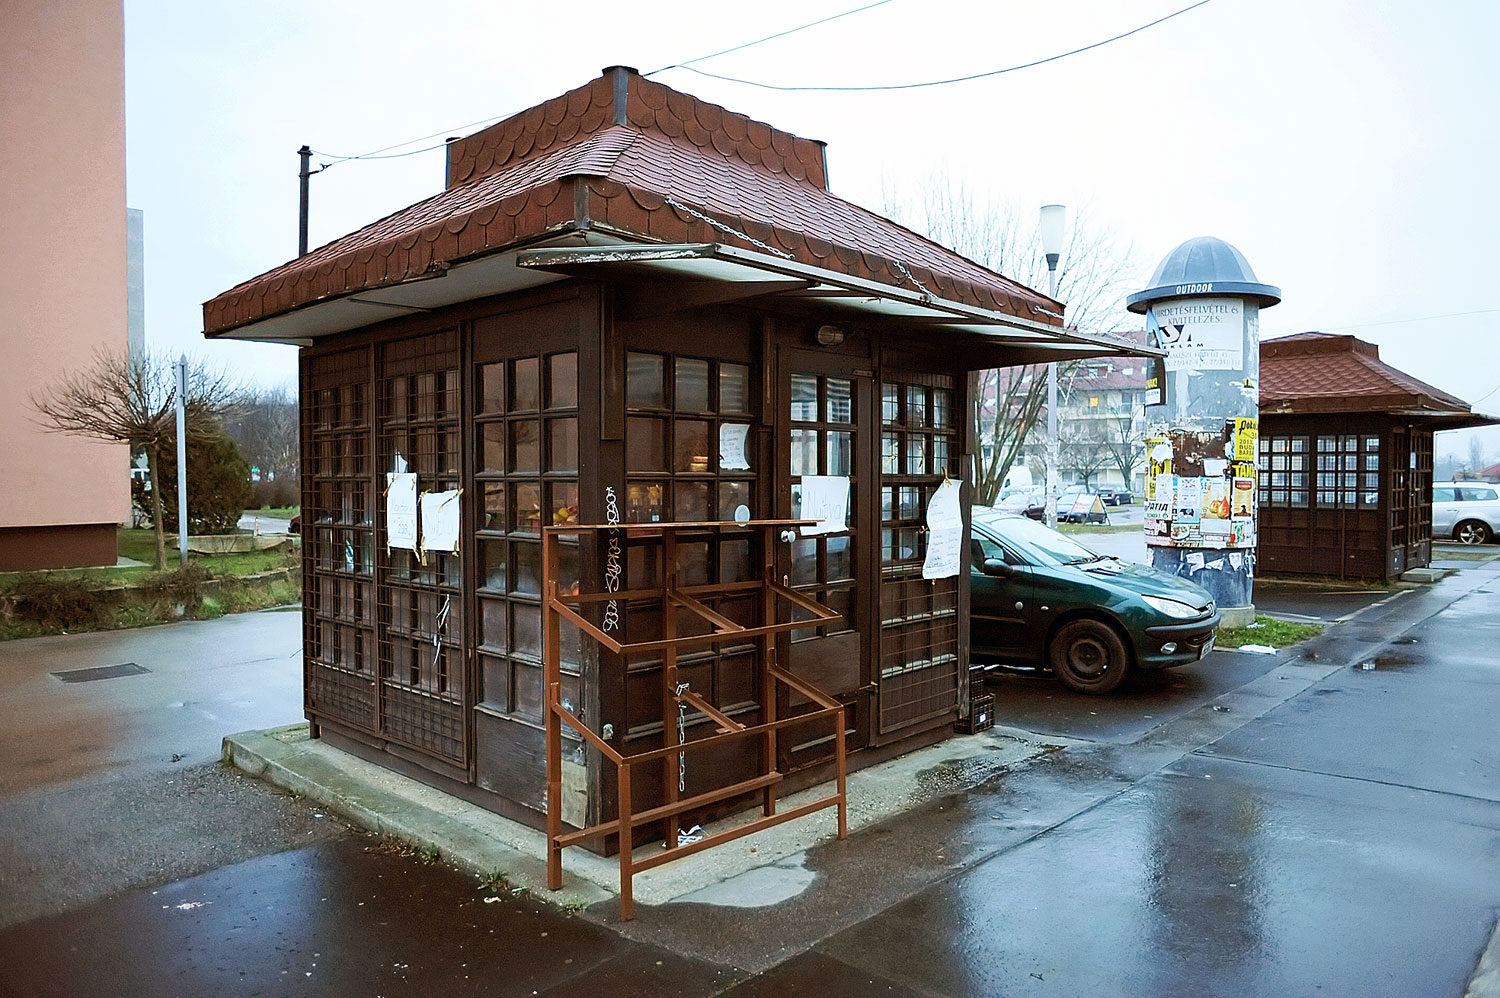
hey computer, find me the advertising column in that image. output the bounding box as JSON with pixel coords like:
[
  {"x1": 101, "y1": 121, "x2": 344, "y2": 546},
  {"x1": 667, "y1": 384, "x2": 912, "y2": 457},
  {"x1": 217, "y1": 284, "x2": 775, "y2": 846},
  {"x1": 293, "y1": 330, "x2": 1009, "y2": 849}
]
[{"x1": 1128, "y1": 238, "x2": 1280, "y2": 628}]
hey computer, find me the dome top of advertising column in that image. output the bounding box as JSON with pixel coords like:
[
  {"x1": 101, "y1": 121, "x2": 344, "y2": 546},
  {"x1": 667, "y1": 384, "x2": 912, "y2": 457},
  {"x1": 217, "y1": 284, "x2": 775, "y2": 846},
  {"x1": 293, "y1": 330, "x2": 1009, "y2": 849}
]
[{"x1": 1127, "y1": 235, "x2": 1281, "y2": 313}]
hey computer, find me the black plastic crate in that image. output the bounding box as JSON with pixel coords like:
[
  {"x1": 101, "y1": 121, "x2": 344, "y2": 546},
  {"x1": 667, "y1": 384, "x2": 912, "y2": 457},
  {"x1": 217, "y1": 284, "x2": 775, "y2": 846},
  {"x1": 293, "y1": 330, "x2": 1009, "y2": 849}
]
[{"x1": 955, "y1": 692, "x2": 994, "y2": 734}]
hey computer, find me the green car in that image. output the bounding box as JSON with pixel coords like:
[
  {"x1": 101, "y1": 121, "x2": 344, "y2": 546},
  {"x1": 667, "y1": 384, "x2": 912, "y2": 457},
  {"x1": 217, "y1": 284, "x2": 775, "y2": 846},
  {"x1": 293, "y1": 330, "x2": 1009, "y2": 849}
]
[{"x1": 970, "y1": 509, "x2": 1220, "y2": 694}]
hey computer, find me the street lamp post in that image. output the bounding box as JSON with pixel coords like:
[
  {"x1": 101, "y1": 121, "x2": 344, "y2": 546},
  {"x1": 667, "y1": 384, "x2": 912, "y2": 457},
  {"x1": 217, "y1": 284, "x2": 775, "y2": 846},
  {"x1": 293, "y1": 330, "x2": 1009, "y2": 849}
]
[{"x1": 1039, "y1": 204, "x2": 1066, "y2": 528}]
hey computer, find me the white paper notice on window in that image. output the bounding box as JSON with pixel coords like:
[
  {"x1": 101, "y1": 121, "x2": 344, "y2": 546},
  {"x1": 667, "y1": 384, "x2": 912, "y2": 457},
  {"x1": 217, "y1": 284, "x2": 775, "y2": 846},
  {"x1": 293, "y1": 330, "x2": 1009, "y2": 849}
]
[
  {"x1": 386, "y1": 473, "x2": 419, "y2": 551},
  {"x1": 719, "y1": 423, "x2": 751, "y2": 471},
  {"x1": 420, "y1": 489, "x2": 463, "y2": 556},
  {"x1": 922, "y1": 478, "x2": 964, "y2": 580},
  {"x1": 799, "y1": 475, "x2": 849, "y2": 536}
]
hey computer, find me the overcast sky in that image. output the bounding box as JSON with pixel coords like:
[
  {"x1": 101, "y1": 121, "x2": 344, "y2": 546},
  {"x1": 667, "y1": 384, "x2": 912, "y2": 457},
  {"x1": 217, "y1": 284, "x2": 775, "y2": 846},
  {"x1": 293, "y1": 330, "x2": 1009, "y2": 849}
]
[{"x1": 124, "y1": 0, "x2": 1500, "y2": 460}]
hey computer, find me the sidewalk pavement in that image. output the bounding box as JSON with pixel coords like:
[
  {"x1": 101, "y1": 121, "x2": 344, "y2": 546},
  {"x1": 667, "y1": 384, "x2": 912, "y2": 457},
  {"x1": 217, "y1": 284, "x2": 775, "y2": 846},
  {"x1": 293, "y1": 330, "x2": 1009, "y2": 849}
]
[{"x1": 223, "y1": 721, "x2": 1056, "y2": 912}]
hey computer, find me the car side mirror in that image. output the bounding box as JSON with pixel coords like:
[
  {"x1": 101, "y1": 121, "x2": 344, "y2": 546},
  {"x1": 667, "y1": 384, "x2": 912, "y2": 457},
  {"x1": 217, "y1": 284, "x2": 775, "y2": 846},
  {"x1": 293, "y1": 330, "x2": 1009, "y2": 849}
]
[{"x1": 980, "y1": 558, "x2": 1016, "y2": 578}]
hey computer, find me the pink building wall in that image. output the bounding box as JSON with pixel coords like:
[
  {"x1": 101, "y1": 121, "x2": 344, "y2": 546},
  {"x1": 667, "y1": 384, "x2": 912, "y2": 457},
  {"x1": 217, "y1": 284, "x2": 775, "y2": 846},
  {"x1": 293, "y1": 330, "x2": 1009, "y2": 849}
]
[{"x1": 0, "y1": 0, "x2": 130, "y2": 569}]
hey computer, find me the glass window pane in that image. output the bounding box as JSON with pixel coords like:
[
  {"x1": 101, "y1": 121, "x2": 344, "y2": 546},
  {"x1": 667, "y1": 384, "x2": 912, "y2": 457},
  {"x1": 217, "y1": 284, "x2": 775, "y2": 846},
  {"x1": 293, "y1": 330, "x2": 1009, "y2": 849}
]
[
  {"x1": 826, "y1": 535, "x2": 852, "y2": 581},
  {"x1": 548, "y1": 482, "x2": 579, "y2": 526},
  {"x1": 882, "y1": 383, "x2": 899, "y2": 424},
  {"x1": 826, "y1": 431, "x2": 852, "y2": 476},
  {"x1": 720, "y1": 363, "x2": 751, "y2": 414},
  {"x1": 512, "y1": 420, "x2": 539, "y2": 473},
  {"x1": 548, "y1": 418, "x2": 578, "y2": 473},
  {"x1": 1365, "y1": 453, "x2": 1380, "y2": 471},
  {"x1": 674, "y1": 482, "x2": 710, "y2": 521},
  {"x1": 791, "y1": 538, "x2": 818, "y2": 585},
  {"x1": 480, "y1": 423, "x2": 505, "y2": 473},
  {"x1": 933, "y1": 436, "x2": 950, "y2": 474},
  {"x1": 899, "y1": 486, "x2": 921, "y2": 520},
  {"x1": 626, "y1": 352, "x2": 665, "y2": 409},
  {"x1": 1317, "y1": 436, "x2": 1336, "y2": 452},
  {"x1": 625, "y1": 416, "x2": 667, "y2": 471},
  {"x1": 882, "y1": 433, "x2": 899, "y2": 474},
  {"x1": 514, "y1": 483, "x2": 542, "y2": 534},
  {"x1": 790, "y1": 374, "x2": 818, "y2": 422},
  {"x1": 481, "y1": 542, "x2": 508, "y2": 592},
  {"x1": 482, "y1": 483, "x2": 506, "y2": 532},
  {"x1": 514, "y1": 542, "x2": 542, "y2": 595},
  {"x1": 933, "y1": 389, "x2": 953, "y2": 428},
  {"x1": 907, "y1": 434, "x2": 928, "y2": 475},
  {"x1": 676, "y1": 357, "x2": 710, "y2": 412},
  {"x1": 547, "y1": 352, "x2": 577, "y2": 409},
  {"x1": 718, "y1": 480, "x2": 753, "y2": 520},
  {"x1": 1364, "y1": 435, "x2": 1380, "y2": 451},
  {"x1": 907, "y1": 386, "x2": 928, "y2": 426},
  {"x1": 678, "y1": 541, "x2": 710, "y2": 586},
  {"x1": 513, "y1": 357, "x2": 539, "y2": 411},
  {"x1": 627, "y1": 483, "x2": 665, "y2": 523},
  {"x1": 480, "y1": 598, "x2": 507, "y2": 651},
  {"x1": 720, "y1": 538, "x2": 751, "y2": 582},
  {"x1": 480, "y1": 363, "x2": 505, "y2": 414},
  {"x1": 826, "y1": 378, "x2": 853, "y2": 423},
  {"x1": 512, "y1": 605, "x2": 541, "y2": 660},
  {"x1": 790, "y1": 428, "x2": 819, "y2": 476},
  {"x1": 674, "y1": 419, "x2": 712, "y2": 473},
  {"x1": 1291, "y1": 437, "x2": 1308, "y2": 452}
]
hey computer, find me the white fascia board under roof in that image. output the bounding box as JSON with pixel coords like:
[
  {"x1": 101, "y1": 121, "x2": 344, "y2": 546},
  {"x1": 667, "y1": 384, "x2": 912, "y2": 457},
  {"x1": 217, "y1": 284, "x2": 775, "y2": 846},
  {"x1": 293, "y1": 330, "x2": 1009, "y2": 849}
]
[
  {"x1": 201, "y1": 231, "x2": 591, "y2": 345},
  {"x1": 515, "y1": 241, "x2": 1161, "y2": 359}
]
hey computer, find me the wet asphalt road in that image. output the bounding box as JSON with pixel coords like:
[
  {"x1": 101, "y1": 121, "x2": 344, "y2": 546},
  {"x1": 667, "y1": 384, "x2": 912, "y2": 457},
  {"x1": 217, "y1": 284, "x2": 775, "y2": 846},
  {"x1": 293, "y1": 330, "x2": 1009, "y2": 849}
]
[{"x1": 1, "y1": 564, "x2": 1497, "y2": 995}]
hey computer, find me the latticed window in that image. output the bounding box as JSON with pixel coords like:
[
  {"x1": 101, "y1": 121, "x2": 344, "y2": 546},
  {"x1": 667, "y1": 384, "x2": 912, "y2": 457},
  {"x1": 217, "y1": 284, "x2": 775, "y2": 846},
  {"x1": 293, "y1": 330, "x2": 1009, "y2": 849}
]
[
  {"x1": 1257, "y1": 435, "x2": 1309, "y2": 508},
  {"x1": 877, "y1": 374, "x2": 961, "y2": 731},
  {"x1": 474, "y1": 349, "x2": 580, "y2": 724},
  {"x1": 1310, "y1": 434, "x2": 1380, "y2": 508}
]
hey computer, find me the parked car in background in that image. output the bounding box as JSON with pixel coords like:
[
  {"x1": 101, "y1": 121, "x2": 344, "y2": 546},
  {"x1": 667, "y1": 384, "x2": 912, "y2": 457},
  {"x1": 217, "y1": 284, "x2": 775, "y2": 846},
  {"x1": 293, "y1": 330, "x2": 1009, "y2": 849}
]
[
  {"x1": 969, "y1": 509, "x2": 1220, "y2": 693},
  {"x1": 994, "y1": 487, "x2": 1045, "y2": 520},
  {"x1": 1096, "y1": 487, "x2": 1133, "y2": 506},
  {"x1": 1432, "y1": 482, "x2": 1500, "y2": 544}
]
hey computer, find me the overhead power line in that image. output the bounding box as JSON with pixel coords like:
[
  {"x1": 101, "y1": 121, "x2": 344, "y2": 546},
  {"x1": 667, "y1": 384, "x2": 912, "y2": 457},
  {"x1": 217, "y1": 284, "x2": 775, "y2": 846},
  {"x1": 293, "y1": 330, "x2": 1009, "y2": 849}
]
[
  {"x1": 645, "y1": 0, "x2": 897, "y2": 77},
  {"x1": 667, "y1": 0, "x2": 1216, "y2": 91}
]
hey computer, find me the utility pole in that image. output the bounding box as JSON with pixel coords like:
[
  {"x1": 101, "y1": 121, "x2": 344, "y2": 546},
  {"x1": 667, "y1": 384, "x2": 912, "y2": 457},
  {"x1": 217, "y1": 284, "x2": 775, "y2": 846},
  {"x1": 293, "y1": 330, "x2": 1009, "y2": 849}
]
[
  {"x1": 175, "y1": 355, "x2": 189, "y2": 568},
  {"x1": 298, "y1": 145, "x2": 312, "y2": 257},
  {"x1": 1039, "y1": 204, "x2": 1066, "y2": 528}
]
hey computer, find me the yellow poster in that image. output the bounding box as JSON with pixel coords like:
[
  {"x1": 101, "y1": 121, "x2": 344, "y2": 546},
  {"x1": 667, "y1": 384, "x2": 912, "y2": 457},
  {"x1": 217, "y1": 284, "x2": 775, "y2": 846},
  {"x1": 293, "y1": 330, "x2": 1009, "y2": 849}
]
[
  {"x1": 1233, "y1": 417, "x2": 1259, "y2": 463},
  {"x1": 1144, "y1": 438, "x2": 1171, "y2": 500}
]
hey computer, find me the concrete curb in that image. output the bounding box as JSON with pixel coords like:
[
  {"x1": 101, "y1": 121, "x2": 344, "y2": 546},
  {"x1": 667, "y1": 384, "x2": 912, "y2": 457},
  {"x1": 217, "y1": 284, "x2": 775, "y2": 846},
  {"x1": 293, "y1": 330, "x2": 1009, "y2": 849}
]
[{"x1": 223, "y1": 722, "x2": 1050, "y2": 911}]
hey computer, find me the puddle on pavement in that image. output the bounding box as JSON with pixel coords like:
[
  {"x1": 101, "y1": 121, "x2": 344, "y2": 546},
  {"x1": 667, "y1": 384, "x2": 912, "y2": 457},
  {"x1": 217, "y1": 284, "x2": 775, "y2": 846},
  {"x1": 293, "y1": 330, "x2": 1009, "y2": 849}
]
[{"x1": 1353, "y1": 652, "x2": 1420, "y2": 670}]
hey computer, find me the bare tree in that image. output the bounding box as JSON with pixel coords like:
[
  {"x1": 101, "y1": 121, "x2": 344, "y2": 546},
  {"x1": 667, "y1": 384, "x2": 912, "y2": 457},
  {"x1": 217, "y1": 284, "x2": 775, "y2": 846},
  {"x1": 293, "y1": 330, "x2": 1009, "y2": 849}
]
[
  {"x1": 31, "y1": 350, "x2": 243, "y2": 569},
  {"x1": 1095, "y1": 406, "x2": 1144, "y2": 492},
  {"x1": 224, "y1": 384, "x2": 300, "y2": 486},
  {"x1": 1059, "y1": 418, "x2": 1113, "y2": 490},
  {"x1": 883, "y1": 177, "x2": 1142, "y2": 503}
]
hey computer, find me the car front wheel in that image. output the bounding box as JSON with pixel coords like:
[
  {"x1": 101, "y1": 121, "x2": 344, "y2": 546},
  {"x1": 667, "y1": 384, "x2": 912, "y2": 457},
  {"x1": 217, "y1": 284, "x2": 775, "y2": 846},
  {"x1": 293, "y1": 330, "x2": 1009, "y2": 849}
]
[
  {"x1": 1049, "y1": 618, "x2": 1130, "y2": 694},
  {"x1": 1455, "y1": 520, "x2": 1492, "y2": 545}
]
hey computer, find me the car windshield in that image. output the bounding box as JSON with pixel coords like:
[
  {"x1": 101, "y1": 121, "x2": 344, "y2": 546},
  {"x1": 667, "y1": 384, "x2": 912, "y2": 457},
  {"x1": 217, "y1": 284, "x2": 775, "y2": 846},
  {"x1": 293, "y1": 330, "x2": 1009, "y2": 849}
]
[{"x1": 976, "y1": 513, "x2": 1103, "y2": 566}]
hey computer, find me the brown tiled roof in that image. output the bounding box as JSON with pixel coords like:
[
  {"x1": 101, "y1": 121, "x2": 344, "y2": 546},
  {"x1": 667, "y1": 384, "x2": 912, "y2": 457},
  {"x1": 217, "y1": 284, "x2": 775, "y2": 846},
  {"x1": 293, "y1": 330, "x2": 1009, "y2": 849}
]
[
  {"x1": 204, "y1": 68, "x2": 1059, "y2": 335},
  {"x1": 1260, "y1": 332, "x2": 1474, "y2": 415}
]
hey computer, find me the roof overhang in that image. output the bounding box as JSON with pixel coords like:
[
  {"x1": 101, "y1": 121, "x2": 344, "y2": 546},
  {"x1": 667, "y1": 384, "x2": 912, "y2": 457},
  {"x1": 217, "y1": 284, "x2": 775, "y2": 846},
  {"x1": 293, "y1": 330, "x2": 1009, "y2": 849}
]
[
  {"x1": 515, "y1": 241, "x2": 1159, "y2": 368},
  {"x1": 205, "y1": 232, "x2": 1160, "y2": 369},
  {"x1": 1262, "y1": 398, "x2": 1500, "y2": 430}
]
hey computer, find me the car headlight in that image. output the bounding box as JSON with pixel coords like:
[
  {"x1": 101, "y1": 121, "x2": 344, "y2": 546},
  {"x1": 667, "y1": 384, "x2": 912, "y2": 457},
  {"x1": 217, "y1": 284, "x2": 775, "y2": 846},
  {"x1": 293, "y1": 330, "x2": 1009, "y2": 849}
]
[{"x1": 1142, "y1": 595, "x2": 1200, "y2": 619}]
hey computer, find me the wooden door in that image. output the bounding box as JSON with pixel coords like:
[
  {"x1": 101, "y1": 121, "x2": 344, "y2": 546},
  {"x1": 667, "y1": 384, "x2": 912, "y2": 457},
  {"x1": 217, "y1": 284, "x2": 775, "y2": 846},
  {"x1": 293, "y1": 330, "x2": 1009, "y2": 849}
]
[{"x1": 776, "y1": 348, "x2": 872, "y2": 760}]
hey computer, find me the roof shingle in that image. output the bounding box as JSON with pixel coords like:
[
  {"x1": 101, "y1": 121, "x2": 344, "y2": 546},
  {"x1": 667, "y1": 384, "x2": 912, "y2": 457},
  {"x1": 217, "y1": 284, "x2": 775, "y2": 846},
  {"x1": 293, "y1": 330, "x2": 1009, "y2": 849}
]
[{"x1": 204, "y1": 68, "x2": 1059, "y2": 335}]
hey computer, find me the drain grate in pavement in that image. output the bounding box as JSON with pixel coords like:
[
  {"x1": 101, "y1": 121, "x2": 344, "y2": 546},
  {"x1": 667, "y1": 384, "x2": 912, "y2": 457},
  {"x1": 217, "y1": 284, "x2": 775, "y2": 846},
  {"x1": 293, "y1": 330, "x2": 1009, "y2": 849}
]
[{"x1": 51, "y1": 662, "x2": 151, "y2": 683}]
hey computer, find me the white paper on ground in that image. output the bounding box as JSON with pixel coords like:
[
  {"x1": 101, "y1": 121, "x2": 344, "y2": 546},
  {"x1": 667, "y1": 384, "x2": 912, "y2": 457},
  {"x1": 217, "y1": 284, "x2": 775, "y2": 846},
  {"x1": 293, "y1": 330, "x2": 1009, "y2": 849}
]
[
  {"x1": 420, "y1": 489, "x2": 463, "y2": 555},
  {"x1": 1238, "y1": 644, "x2": 1277, "y2": 655},
  {"x1": 386, "y1": 473, "x2": 418, "y2": 551},
  {"x1": 922, "y1": 478, "x2": 964, "y2": 580},
  {"x1": 799, "y1": 476, "x2": 849, "y2": 536}
]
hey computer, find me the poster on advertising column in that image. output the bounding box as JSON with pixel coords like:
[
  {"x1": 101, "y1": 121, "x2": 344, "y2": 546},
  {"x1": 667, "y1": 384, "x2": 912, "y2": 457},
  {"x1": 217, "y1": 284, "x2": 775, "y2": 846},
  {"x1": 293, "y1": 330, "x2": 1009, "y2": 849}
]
[{"x1": 1148, "y1": 298, "x2": 1244, "y2": 371}]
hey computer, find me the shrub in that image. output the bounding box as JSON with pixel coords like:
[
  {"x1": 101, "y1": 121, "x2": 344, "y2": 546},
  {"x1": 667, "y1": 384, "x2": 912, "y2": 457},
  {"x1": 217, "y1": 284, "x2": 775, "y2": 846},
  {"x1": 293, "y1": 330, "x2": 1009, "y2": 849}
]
[
  {"x1": 6, "y1": 576, "x2": 121, "y2": 629},
  {"x1": 133, "y1": 431, "x2": 254, "y2": 534}
]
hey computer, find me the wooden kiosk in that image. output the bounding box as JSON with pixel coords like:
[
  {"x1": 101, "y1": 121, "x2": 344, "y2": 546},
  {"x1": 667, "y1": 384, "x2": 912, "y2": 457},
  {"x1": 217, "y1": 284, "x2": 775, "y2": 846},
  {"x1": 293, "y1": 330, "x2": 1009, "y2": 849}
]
[{"x1": 203, "y1": 68, "x2": 1150, "y2": 891}]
